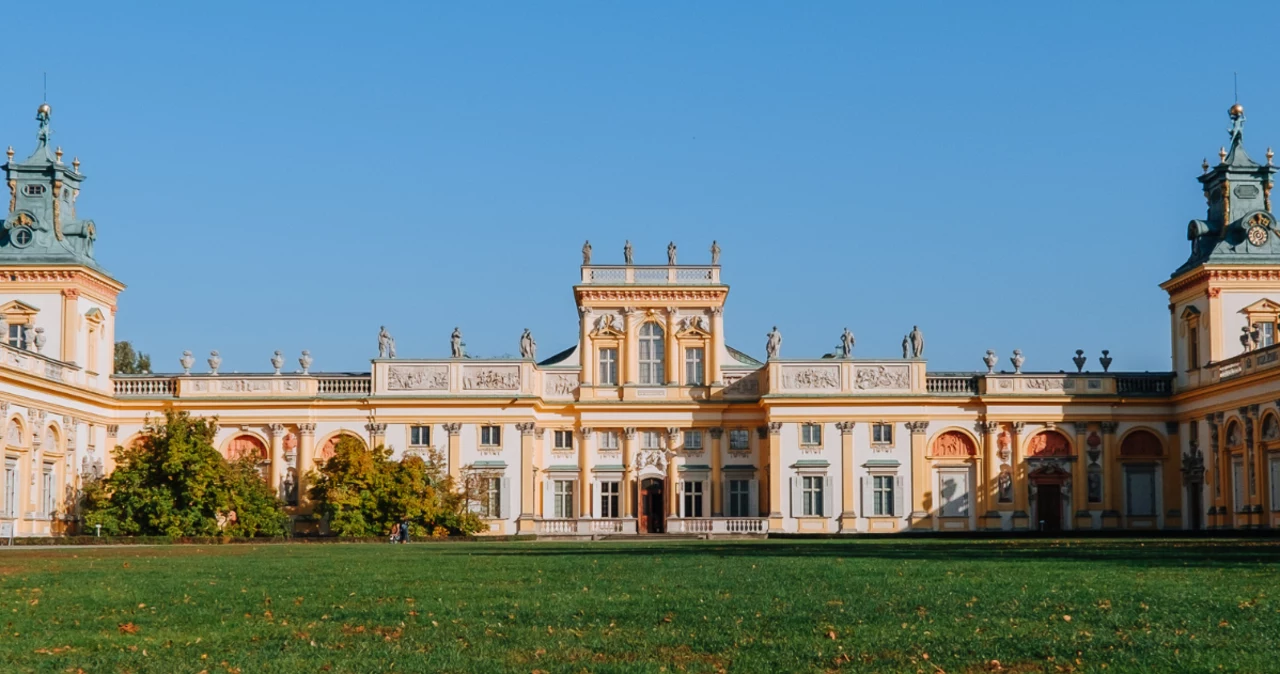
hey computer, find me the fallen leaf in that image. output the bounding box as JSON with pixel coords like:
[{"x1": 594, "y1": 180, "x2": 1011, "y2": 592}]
[{"x1": 118, "y1": 623, "x2": 140, "y2": 635}]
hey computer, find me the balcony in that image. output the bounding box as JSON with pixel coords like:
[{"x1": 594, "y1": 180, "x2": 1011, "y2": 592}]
[{"x1": 579, "y1": 264, "x2": 721, "y2": 286}]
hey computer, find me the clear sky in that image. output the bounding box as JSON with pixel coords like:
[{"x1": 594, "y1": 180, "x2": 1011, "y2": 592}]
[{"x1": 4, "y1": 2, "x2": 1275, "y2": 374}]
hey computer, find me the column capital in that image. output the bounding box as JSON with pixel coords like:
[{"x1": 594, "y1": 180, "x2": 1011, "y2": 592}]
[
  {"x1": 61, "y1": 288, "x2": 80, "y2": 298},
  {"x1": 443, "y1": 423, "x2": 462, "y2": 436},
  {"x1": 1011, "y1": 421, "x2": 1025, "y2": 433},
  {"x1": 978, "y1": 420, "x2": 1000, "y2": 434},
  {"x1": 269, "y1": 423, "x2": 288, "y2": 438},
  {"x1": 515, "y1": 422, "x2": 535, "y2": 436},
  {"x1": 708, "y1": 426, "x2": 724, "y2": 439},
  {"x1": 533, "y1": 427, "x2": 545, "y2": 440},
  {"x1": 106, "y1": 424, "x2": 119, "y2": 437},
  {"x1": 665, "y1": 427, "x2": 680, "y2": 444},
  {"x1": 623, "y1": 427, "x2": 637, "y2": 439},
  {"x1": 298, "y1": 423, "x2": 316, "y2": 436},
  {"x1": 364, "y1": 423, "x2": 387, "y2": 434},
  {"x1": 906, "y1": 420, "x2": 930, "y2": 434},
  {"x1": 1100, "y1": 421, "x2": 1119, "y2": 434},
  {"x1": 579, "y1": 427, "x2": 593, "y2": 438},
  {"x1": 709, "y1": 306, "x2": 723, "y2": 316},
  {"x1": 836, "y1": 421, "x2": 856, "y2": 435},
  {"x1": 1070, "y1": 421, "x2": 1090, "y2": 436}
]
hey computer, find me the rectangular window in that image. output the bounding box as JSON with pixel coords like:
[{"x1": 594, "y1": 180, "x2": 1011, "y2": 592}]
[
  {"x1": 41, "y1": 465, "x2": 54, "y2": 517},
  {"x1": 598, "y1": 431, "x2": 619, "y2": 451},
  {"x1": 802, "y1": 476, "x2": 824, "y2": 516},
  {"x1": 1187, "y1": 324, "x2": 1201, "y2": 369},
  {"x1": 598, "y1": 348, "x2": 618, "y2": 386},
  {"x1": 728, "y1": 479, "x2": 750, "y2": 517},
  {"x1": 480, "y1": 477, "x2": 502, "y2": 518},
  {"x1": 872, "y1": 423, "x2": 894, "y2": 444},
  {"x1": 682, "y1": 480, "x2": 704, "y2": 518},
  {"x1": 638, "y1": 326, "x2": 665, "y2": 385},
  {"x1": 2, "y1": 460, "x2": 15, "y2": 517},
  {"x1": 409, "y1": 425, "x2": 431, "y2": 447},
  {"x1": 729, "y1": 429, "x2": 750, "y2": 450},
  {"x1": 554, "y1": 430, "x2": 573, "y2": 450},
  {"x1": 1125, "y1": 467, "x2": 1157, "y2": 517},
  {"x1": 1233, "y1": 459, "x2": 1245, "y2": 512},
  {"x1": 939, "y1": 471, "x2": 969, "y2": 517},
  {"x1": 1262, "y1": 322, "x2": 1276, "y2": 348},
  {"x1": 479, "y1": 425, "x2": 501, "y2": 447},
  {"x1": 642, "y1": 431, "x2": 662, "y2": 450},
  {"x1": 684, "y1": 347, "x2": 705, "y2": 385},
  {"x1": 599, "y1": 481, "x2": 620, "y2": 518},
  {"x1": 1270, "y1": 459, "x2": 1280, "y2": 513},
  {"x1": 801, "y1": 423, "x2": 822, "y2": 446},
  {"x1": 554, "y1": 480, "x2": 574, "y2": 519},
  {"x1": 684, "y1": 430, "x2": 703, "y2": 450},
  {"x1": 873, "y1": 475, "x2": 895, "y2": 516},
  {"x1": 7, "y1": 324, "x2": 27, "y2": 350}
]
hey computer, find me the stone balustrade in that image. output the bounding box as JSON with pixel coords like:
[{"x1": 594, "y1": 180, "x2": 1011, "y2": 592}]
[
  {"x1": 110, "y1": 373, "x2": 372, "y2": 399},
  {"x1": 579, "y1": 264, "x2": 721, "y2": 286},
  {"x1": 1, "y1": 342, "x2": 83, "y2": 387},
  {"x1": 1213, "y1": 342, "x2": 1280, "y2": 383}
]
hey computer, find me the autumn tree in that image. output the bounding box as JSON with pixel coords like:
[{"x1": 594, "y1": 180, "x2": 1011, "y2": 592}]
[
  {"x1": 81, "y1": 411, "x2": 288, "y2": 537},
  {"x1": 113, "y1": 341, "x2": 152, "y2": 374},
  {"x1": 307, "y1": 437, "x2": 482, "y2": 537}
]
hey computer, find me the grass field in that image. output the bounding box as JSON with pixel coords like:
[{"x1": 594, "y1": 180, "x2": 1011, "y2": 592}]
[{"x1": 1, "y1": 538, "x2": 1278, "y2": 673}]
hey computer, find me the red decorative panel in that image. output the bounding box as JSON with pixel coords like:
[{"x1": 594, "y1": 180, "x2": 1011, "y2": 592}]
[
  {"x1": 318, "y1": 433, "x2": 363, "y2": 461},
  {"x1": 1120, "y1": 430, "x2": 1163, "y2": 458},
  {"x1": 1026, "y1": 430, "x2": 1071, "y2": 457},
  {"x1": 932, "y1": 431, "x2": 977, "y2": 458},
  {"x1": 227, "y1": 435, "x2": 268, "y2": 461}
]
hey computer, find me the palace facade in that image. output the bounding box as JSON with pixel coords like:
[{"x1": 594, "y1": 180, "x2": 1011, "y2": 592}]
[{"x1": 2, "y1": 102, "x2": 1279, "y2": 539}]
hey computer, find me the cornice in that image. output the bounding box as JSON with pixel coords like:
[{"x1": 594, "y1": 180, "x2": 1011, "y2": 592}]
[
  {"x1": 574, "y1": 287, "x2": 728, "y2": 303},
  {"x1": 0, "y1": 265, "x2": 126, "y2": 302},
  {"x1": 1162, "y1": 265, "x2": 1280, "y2": 296}
]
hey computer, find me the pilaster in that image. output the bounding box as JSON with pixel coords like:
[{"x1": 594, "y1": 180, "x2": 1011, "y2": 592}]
[
  {"x1": 665, "y1": 307, "x2": 680, "y2": 385},
  {"x1": 578, "y1": 307, "x2": 594, "y2": 386},
  {"x1": 622, "y1": 427, "x2": 637, "y2": 517},
  {"x1": 297, "y1": 423, "x2": 315, "y2": 509},
  {"x1": 1164, "y1": 421, "x2": 1183, "y2": 530},
  {"x1": 1011, "y1": 422, "x2": 1028, "y2": 529},
  {"x1": 365, "y1": 422, "x2": 387, "y2": 449},
  {"x1": 623, "y1": 309, "x2": 639, "y2": 385},
  {"x1": 1100, "y1": 421, "x2": 1120, "y2": 528},
  {"x1": 516, "y1": 422, "x2": 537, "y2": 532},
  {"x1": 709, "y1": 307, "x2": 724, "y2": 385},
  {"x1": 907, "y1": 421, "x2": 930, "y2": 531},
  {"x1": 443, "y1": 423, "x2": 462, "y2": 481},
  {"x1": 60, "y1": 288, "x2": 78, "y2": 364},
  {"x1": 1071, "y1": 422, "x2": 1091, "y2": 529},
  {"x1": 837, "y1": 421, "x2": 856, "y2": 532},
  {"x1": 709, "y1": 427, "x2": 725, "y2": 516},
  {"x1": 579, "y1": 427, "x2": 593, "y2": 516},
  {"x1": 665, "y1": 428, "x2": 680, "y2": 517},
  {"x1": 980, "y1": 421, "x2": 1001, "y2": 530},
  {"x1": 764, "y1": 423, "x2": 783, "y2": 528},
  {"x1": 105, "y1": 424, "x2": 119, "y2": 474}
]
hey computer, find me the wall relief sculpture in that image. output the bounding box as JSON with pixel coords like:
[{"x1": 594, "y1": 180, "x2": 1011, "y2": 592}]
[
  {"x1": 1026, "y1": 430, "x2": 1071, "y2": 457},
  {"x1": 219, "y1": 379, "x2": 271, "y2": 393},
  {"x1": 388, "y1": 365, "x2": 449, "y2": 391},
  {"x1": 463, "y1": 366, "x2": 520, "y2": 391},
  {"x1": 853, "y1": 364, "x2": 909, "y2": 391},
  {"x1": 781, "y1": 365, "x2": 839, "y2": 390},
  {"x1": 1025, "y1": 377, "x2": 1076, "y2": 391},
  {"x1": 931, "y1": 430, "x2": 977, "y2": 458},
  {"x1": 545, "y1": 373, "x2": 578, "y2": 397}
]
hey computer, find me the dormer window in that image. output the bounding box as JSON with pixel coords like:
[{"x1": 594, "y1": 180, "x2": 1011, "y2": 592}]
[
  {"x1": 1240, "y1": 299, "x2": 1279, "y2": 350},
  {"x1": 11, "y1": 228, "x2": 32, "y2": 247},
  {"x1": 22, "y1": 185, "x2": 45, "y2": 196}
]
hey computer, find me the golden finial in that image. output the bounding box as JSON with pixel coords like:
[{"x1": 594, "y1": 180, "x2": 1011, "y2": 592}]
[
  {"x1": 1202, "y1": 158, "x2": 1209, "y2": 173},
  {"x1": 37, "y1": 102, "x2": 51, "y2": 117},
  {"x1": 72, "y1": 157, "x2": 80, "y2": 172},
  {"x1": 1219, "y1": 146, "x2": 1228, "y2": 162},
  {"x1": 1230, "y1": 102, "x2": 1245, "y2": 118},
  {"x1": 1268, "y1": 148, "x2": 1275, "y2": 166},
  {"x1": 55, "y1": 146, "x2": 62, "y2": 163}
]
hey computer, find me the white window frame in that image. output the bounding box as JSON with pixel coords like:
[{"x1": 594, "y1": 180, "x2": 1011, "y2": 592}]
[
  {"x1": 598, "y1": 348, "x2": 618, "y2": 386},
  {"x1": 479, "y1": 425, "x2": 501, "y2": 447},
  {"x1": 2, "y1": 459, "x2": 16, "y2": 517},
  {"x1": 682, "y1": 480, "x2": 705, "y2": 518},
  {"x1": 638, "y1": 323, "x2": 665, "y2": 385},
  {"x1": 873, "y1": 474, "x2": 894, "y2": 516},
  {"x1": 872, "y1": 423, "x2": 894, "y2": 445},
  {"x1": 553, "y1": 430, "x2": 573, "y2": 451},
  {"x1": 802, "y1": 475, "x2": 825, "y2": 517},
  {"x1": 801, "y1": 423, "x2": 822, "y2": 447},
  {"x1": 598, "y1": 431, "x2": 619, "y2": 451},
  {"x1": 409, "y1": 425, "x2": 431, "y2": 447},
  {"x1": 684, "y1": 430, "x2": 703, "y2": 450},
  {"x1": 480, "y1": 476, "x2": 502, "y2": 518},
  {"x1": 41, "y1": 464, "x2": 55, "y2": 518},
  {"x1": 599, "y1": 480, "x2": 620, "y2": 518},
  {"x1": 1261, "y1": 322, "x2": 1276, "y2": 348},
  {"x1": 553, "y1": 480, "x2": 575, "y2": 519},
  {"x1": 684, "y1": 347, "x2": 705, "y2": 385},
  {"x1": 642, "y1": 431, "x2": 662, "y2": 450},
  {"x1": 729, "y1": 429, "x2": 749, "y2": 451}
]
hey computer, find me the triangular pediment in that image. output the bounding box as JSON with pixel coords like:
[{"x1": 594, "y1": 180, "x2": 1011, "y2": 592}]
[
  {"x1": 1239, "y1": 298, "x2": 1280, "y2": 315},
  {"x1": 0, "y1": 300, "x2": 39, "y2": 317},
  {"x1": 1180, "y1": 305, "x2": 1201, "y2": 320}
]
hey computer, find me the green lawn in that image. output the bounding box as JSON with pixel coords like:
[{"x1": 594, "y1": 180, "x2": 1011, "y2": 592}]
[{"x1": 1, "y1": 538, "x2": 1278, "y2": 673}]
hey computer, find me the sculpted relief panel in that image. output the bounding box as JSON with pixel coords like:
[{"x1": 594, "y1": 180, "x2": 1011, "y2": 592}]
[
  {"x1": 853, "y1": 364, "x2": 909, "y2": 391},
  {"x1": 931, "y1": 430, "x2": 977, "y2": 458},
  {"x1": 388, "y1": 365, "x2": 449, "y2": 391},
  {"x1": 545, "y1": 373, "x2": 579, "y2": 397},
  {"x1": 780, "y1": 365, "x2": 840, "y2": 390},
  {"x1": 463, "y1": 365, "x2": 521, "y2": 391}
]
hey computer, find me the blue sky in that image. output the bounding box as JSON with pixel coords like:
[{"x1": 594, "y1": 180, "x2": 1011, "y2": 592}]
[{"x1": 4, "y1": 2, "x2": 1274, "y2": 374}]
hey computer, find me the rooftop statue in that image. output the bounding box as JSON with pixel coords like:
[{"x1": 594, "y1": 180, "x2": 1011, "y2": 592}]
[
  {"x1": 765, "y1": 326, "x2": 782, "y2": 359},
  {"x1": 378, "y1": 326, "x2": 396, "y2": 359},
  {"x1": 901, "y1": 335, "x2": 909, "y2": 359},
  {"x1": 667, "y1": 241, "x2": 677, "y2": 265},
  {"x1": 840, "y1": 327, "x2": 855, "y2": 358},
  {"x1": 624, "y1": 240, "x2": 633, "y2": 265},
  {"x1": 582, "y1": 240, "x2": 592, "y2": 265},
  {"x1": 710, "y1": 240, "x2": 721, "y2": 265},
  {"x1": 909, "y1": 325, "x2": 924, "y2": 358},
  {"x1": 451, "y1": 327, "x2": 465, "y2": 358},
  {"x1": 519, "y1": 328, "x2": 537, "y2": 360}
]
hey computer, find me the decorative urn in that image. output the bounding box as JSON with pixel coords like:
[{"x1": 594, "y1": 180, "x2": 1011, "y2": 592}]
[
  {"x1": 983, "y1": 349, "x2": 998, "y2": 373},
  {"x1": 1099, "y1": 350, "x2": 1113, "y2": 373},
  {"x1": 271, "y1": 350, "x2": 284, "y2": 375},
  {"x1": 180, "y1": 350, "x2": 195, "y2": 375},
  {"x1": 1010, "y1": 349, "x2": 1025, "y2": 374},
  {"x1": 208, "y1": 350, "x2": 221, "y2": 375},
  {"x1": 32, "y1": 327, "x2": 46, "y2": 354},
  {"x1": 1072, "y1": 349, "x2": 1086, "y2": 373},
  {"x1": 299, "y1": 350, "x2": 313, "y2": 374}
]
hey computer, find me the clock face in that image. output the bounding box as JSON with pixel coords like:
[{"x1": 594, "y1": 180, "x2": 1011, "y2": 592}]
[{"x1": 1248, "y1": 225, "x2": 1269, "y2": 247}]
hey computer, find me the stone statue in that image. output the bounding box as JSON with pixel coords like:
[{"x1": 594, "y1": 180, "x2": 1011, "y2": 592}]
[
  {"x1": 21, "y1": 325, "x2": 33, "y2": 351},
  {"x1": 624, "y1": 240, "x2": 633, "y2": 265},
  {"x1": 909, "y1": 325, "x2": 924, "y2": 358},
  {"x1": 378, "y1": 326, "x2": 396, "y2": 359},
  {"x1": 901, "y1": 335, "x2": 910, "y2": 359},
  {"x1": 282, "y1": 470, "x2": 297, "y2": 505},
  {"x1": 519, "y1": 328, "x2": 537, "y2": 360},
  {"x1": 271, "y1": 350, "x2": 284, "y2": 375},
  {"x1": 765, "y1": 326, "x2": 782, "y2": 359},
  {"x1": 667, "y1": 241, "x2": 677, "y2": 265},
  {"x1": 208, "y1": 350, "x2": 222, "y2": 376},
  {"x1": 299, "y1": 350, "x2": 313, "y2": 374},
  {"x1": 840, "y1": 328, "x2": 855, "y2": 359},
  {"x1": 595, "y1": 313, "x2": 617, "y2": 333},
  {"x1": 582, "y1": 240, "x2": 592, "y2": 265},
  {"x1": 31, "y1": 328, "x2": 46, "y2": 354},
  {"x1": 180, "y1": 350, "x2": 195, "y2": 375},
  {"x1": 710, "y1": 240, "x2": 721, "y2": 265},
  {"x1": 451, "y1": 328, "x2": 464, "y2": 358}
]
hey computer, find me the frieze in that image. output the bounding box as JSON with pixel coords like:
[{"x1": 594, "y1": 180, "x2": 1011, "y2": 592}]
[
  {"x1": 575, "y1": 289, "x2": 728, "y2": 303},
  {"x1": 388, "y1": 365, "x2": 449, "y2": 391},
  {"x1": 1024, "y1": 377, "x2": 1077, "y2": 391},
  {"x1": 218, "y1": 379, "x2": 272, "y2": 393},
  {"x1": 780, "y1": 365, "x2": 840, "y2": 390},
  {"x1": 544, "y1": 373, "x2": 579, "y2": 397},
  {"x1": 853, "y1": 364, "x2": 909, "y2": 391},
  {"x1": 462, "y1": 365, "x2": 520, "y2": 391}
]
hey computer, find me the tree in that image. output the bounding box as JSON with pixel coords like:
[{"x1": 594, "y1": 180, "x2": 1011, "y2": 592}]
[
  {"x1": 308, "y1": 437, "x2": 482, "y2": 537},
  {"x1": 114, "y1": 341, "x2": 152, "y2": 374},
  {"x1": 81, "y1": 411, "x2": 288, "y2": 537}
]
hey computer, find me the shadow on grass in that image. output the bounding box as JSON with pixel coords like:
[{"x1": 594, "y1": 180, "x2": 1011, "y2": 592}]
[{"x1": 442, "y1": 538, "x2": 1280, "y2": 569}]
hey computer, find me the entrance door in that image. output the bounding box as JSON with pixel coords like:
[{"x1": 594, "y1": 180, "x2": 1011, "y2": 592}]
[
  {"x1": 1188, "y1": 484, "x2": 1203, "y2": 531},
  {"x1": 640, "y1": 478, "x2": 665, "y2": 534},
  {"x1": 1036, "y1": 483, "x2": 1062, "y2": 532}
]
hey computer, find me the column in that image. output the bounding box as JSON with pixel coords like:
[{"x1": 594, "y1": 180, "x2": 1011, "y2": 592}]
[
  {"x1": 1071, "y1": 422, "x2": 1089, "y2": 529},
  {"x1": 907, "y1": 421, "x2": 930, "y2": 530},
  {"x1": 105, "y1": 425, "x2": 119, "y2": 475},
  {"x1": 709, "y1": 427, "x2": 725, "y2": 516},
  {"x1": 623, "y1": 309, "x2": 639, "y2": 385},
  {"x1": 666, "y1": 428, "x2": 680, "y2": 520},
  {"x1": 981, "y1": 421, "x2": 1001, "y2": 529},
  {"x1": 1245, "y1": 407, "x2": 1261, "y2": 528},
  {"x1": 516, "y1": 422, "x2": 536, "y2": 532},
  {"x1": 444, "y1": 423, "x2": 462, "y2": 481},
  {"x1": 1207, "y1": 286, "x2": 1224, "y2": 362},
  {"x1": 1208, "y1": 413, "x2": 1224, "y2": 528},
  {"x1": 268, "y1": 423, "x2": 286, "y2": 494},
  {"x1": 1100, "y1": 421, "x2": 1119, "y2": 528},
  {"x1": 365, "y1": 423, "x2": 387, "y2": 450},
  {"x1": 60, "y1": 288, "x2": 79, "y2": 363},
  {"x1": 297, "y1": 424, "x2": 315, "y2": 510},
  {"x1": 837, "y1": 421, "x2": 856, "y2": 532},
  {"x1": 665, "y1": 307, "x2": 680, "y2": 386},
  {"x1": 708, "y1": 307, "x2": 724, "y2": 385},
  {"x1": 765, "y1": 423, "x2": 783, "y2": 528},
  {"x1": 579, "y1": 428, "x2": 593, "y2": 517},
  {"x1": 579, "y1": 307, "x2": 594, "y2": 387},
  {"x1": 1011, "y1": 422, "x2": 1028, "y2": 529},
  {"x1": 1164, "y1": 421, "x2": 1182, "y2": 530},
  {"x1": 622, "y1": 428, "x2": 637, "y2": 517}
]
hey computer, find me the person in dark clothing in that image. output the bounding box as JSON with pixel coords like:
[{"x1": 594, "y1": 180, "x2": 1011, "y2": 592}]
[{"x1": 399, "y1": 521, "x2": 409, "y2": 543}]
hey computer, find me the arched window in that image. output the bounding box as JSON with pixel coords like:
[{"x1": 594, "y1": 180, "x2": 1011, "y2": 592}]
[{"x1": 639, "y1": 323, "x2": 665, "y2": 385}]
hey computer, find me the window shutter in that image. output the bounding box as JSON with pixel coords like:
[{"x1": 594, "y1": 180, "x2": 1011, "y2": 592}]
[
  {"x1": 791, "y1": 477, "x2": 802, "y2": 516},
  {"x1": 500, "y1": 477, "x2": 511, "y2": 520},
  {"x1": 823, "y1": 476, "x2": 834, "y2": 518},
  {"x1": 702, "y1": 481, "x2": 710, "y2": 519},
  {"x1": 722, "y1": 478, "x2": 731, "y2": 516},
  {"x1": 748, "y1": 479, "x2": 759, "y2": 517},
  {"x1": 893, "y1": 475, "x2": 905, "y2": 517},
  {"x1": 861, "y1": 476, "x2": 872, "y2": 516},
  {"x1": 541, "y1": 478, "x2": 552, "y2": 519}
]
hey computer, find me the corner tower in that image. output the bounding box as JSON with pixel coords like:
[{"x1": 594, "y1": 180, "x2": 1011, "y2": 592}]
[
  {"x1": 2, "y1": 103, "x2": 122, "y2": 389},
  {"x1": 1163, "y1": 103, "x2": 1280, "y2": 389}
]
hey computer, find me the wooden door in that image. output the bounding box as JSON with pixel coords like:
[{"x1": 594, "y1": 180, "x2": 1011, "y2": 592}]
[
  {"x1": 640, "y1": 478, "x2": 664, "y2": 533},
  {"x1": 1037, "y1": 484, "x2": 1062, "y2": 532}
]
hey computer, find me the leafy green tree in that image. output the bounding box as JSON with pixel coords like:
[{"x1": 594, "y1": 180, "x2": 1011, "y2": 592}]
[
  {"x1": 113, "y1": 341, "x2": 152, "y2": 374},
  {"x1": 308, "y1": 437, "x2": 482, "y2": 537},
  {"x1": 82, "y1": 411, "x2": 288, "y2": 537}
]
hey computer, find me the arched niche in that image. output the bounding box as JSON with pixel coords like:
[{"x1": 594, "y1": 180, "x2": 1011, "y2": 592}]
[
  {"x1": 1025, "y1": 429, "x2": 1072, "y2": 458},
  {"x1": 1119, "y1": 428, "x2": 1164, "y2": 458},
  {"x1": 929, "y1": 429, "x2": 978, "y2": 459},
  {"x1": 316, "y1": 431, "x2": 366, "y2": 463}
]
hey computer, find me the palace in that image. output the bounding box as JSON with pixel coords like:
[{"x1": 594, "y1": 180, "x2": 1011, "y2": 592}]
[{"x1": 2, "y1": 102, "x2": 1279, "y2": 539}]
